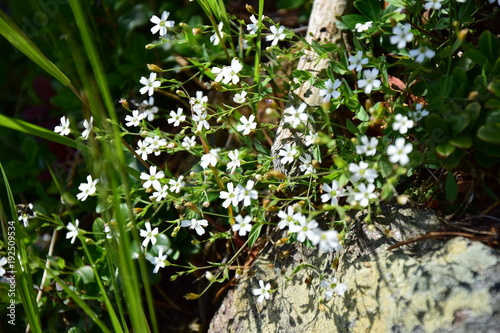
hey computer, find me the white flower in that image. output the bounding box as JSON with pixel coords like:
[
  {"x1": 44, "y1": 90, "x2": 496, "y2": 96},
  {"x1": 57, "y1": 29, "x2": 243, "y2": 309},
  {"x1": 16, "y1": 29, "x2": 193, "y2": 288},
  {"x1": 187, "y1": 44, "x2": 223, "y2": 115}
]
[
  {"x1": 212, "y1": 58, "x2": 243, "y2": 85},
  {"x1": 277, "y1": 206, "x2": 297, "y2": 229},
  {"x1": 167, "y1": 108, "x2": 186, "y2": 127},
  {"x1": 192, "y1": 110, "x2": 210, "y2": 132},
  {"x1": 358, "y1": 68, "x2": 382, "y2": 94},
  {"x1": 309, "y1": 229, "x2": 341, "y2": 252},
  {"x1": 299, "y1": 154, "x2": 316, "y2": 175},
  {"x1": 353, "y1": 183, "x2": 377, "y2": 207},
  {"x1": 140, "y1": 222, "x2": 158, "y2": 248},
  {"x1": 227, "y1": 149, "x2": 241, "y2": 174},
  {"x1": 488, "y1": 0, "x2": 500, "y2": 4},
  {"x1": 356, "y1": 136, "x2": 379, "y2": 156},
  {"x1": 387, "y1": 138, "x2": 413, "y2": 166},
  {"x1": 181, "y1": 136, "x2": 197, "y2": 148},
  {"x1": 210, "y1": 22, "x2": 224, "y2": 46},
  {"x1": 0, "y1": 257, "x2": 8, "y2": 277},
  {"x1": 140, "y1": 166, "x2": 165, "y2": 189},
  {"x1": 82, "y1": 116, "x2": 93, "y2": 140},
  {"x1": 349, "y1": 161, "x2": 378, "y2": 183},
  {"x1": 76, "y1": 175, "x2": 99, "y2": 201},
  {"x1": 283, "y1": 102, "x2": 308, "y2": 128},
  {"x1": 253, "y1": 280, "x2": 271, "y2": 303},
  {"x1": 392, "y1": 114, "x2": 414, "y2": 134},
  {"x1": 151, "y1": 248, "x2": 168, "y2": 274},
  {"x1": 189, "y1": 91, "x2": 208, "y2": 110},
  {"x1": 409, "y1": 46, "x2": 436, "y2": 64},
  {"x1": 168, "y1": 175, "x2": 184, "y2": 193},
  {"x1": 139, "y1": 73, "x2": 161, "y2": 96},
  {"x1": 278, "y1": 144, "x2": 298, "y2": 165},
  {"x1": 145, "y1": 136, "x2": 167, "y2": 156},
  {"x1": 220, "y1": 182, "x2": 240, "y2": 208},
  {"x1": 141, "y1": 97, "x2": 158, "y2": 121},
  {"x1": 200, "y1": 148, "x2": 219, "y2": 169},
  {"x1": 66, "y1": 219, "x2": 80, "y2": 244},
  {"x1": 320, "y1": 277, "x2": 347, "y2": 299},
  {"x1": 266, "y1": 25, "x2": 286, "y2": 46},
  {"x1": 304, "y1": 132, "x2": 318, "y2": 147},
  {"x1": 18, "y1": 203, "x2": 36, "y2": 227},
  {"x1": 54, "y1": 116, "x2": 70, "y2": 136},
  {"x1": 136, "y1": 140, "x2": 153, "y2": 160},
  {"x1": 389, "y1": 23, "x2": 414, "y2": 49},
  {"x1": 150, "y1": 11, "x2": 175, "y2": 36},
  {"x1": 237, "y1": 180, "x2": 258, "y2": 207},
  {"x1": 246, "y1": 15, "x2": 260, "y2": 34},
  {"x1": 289, "y1": 218, "x2": 319, "y2": 243},
  {"x1": 232, "y1": 215, "x2": 252, "y2": 236},
  {"x1": 410, "y1": 104, "x2": 429, "y2": 122},
  {"x1": 125, "y1": 110, "x2": 144, "y2": 127},
  {"x1": 321, "y1": 181, "x2": 346, "y2": 206},
  {"x1": 237, "y1": 114, "x2": 257, "y2": 135},
  {"x1": 150, "y1": 184, "x2": 169, "y2": 202},
  {"x1": 181, "y1": 218, "x2": 209, "y2": 236},
  {"x1": 233, "y1": 91, "x2": 247, "y2": 104},
  {"x1": 104, "y1": 222, "x2": 120, "y2": 239},
  {"x1": 355, "y1": 21, "x2": 373, "y2": 32},
  {"x1": 320, "y1": 78, "x2": 342, "y2": 102},
  {"x1": 348, "y1": 50, "x2": 369, "y2": 72},
  {"x1": 424, "y1": 0, "x2": 444, "y2": 10}
]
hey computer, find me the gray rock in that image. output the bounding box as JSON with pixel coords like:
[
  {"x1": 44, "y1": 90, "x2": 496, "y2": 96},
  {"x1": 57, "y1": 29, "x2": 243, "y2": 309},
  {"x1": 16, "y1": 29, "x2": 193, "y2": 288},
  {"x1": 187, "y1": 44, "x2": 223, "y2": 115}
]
[{"x1": 208, "y1": 207, "x2": 500, "y2": 333}]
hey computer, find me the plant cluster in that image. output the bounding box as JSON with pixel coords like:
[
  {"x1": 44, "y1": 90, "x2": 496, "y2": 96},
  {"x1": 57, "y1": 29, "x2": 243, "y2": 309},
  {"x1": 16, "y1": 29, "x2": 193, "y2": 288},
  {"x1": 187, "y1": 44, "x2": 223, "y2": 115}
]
[{"x1": 1, "y1": 0, "x2": 499, "y2": 331}]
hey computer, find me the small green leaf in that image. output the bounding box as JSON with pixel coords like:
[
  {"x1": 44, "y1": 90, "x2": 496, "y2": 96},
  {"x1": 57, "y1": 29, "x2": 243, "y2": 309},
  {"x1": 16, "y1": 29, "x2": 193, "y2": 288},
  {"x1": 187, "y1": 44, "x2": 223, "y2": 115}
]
[
  {"x1": 76, "y1": 265, "x2": 95, "y2": 284},
  {"x1": 449, "y1": 136, "x2": 473, "y2": 148},
  {"x1": 436, "y1": 143, "x2": 455, "y2": 157},
  {"x1": 339, "y1": 14, "x2": 369, "y2": 29},
  {"x1": 445, "y1": 172, "x2": 458, "y2": 202},
  {"x1": 477, "y1": 123, "x2": 500, "y2": 144},
  {"x1": 479, "y1": 30, "x2": 500, "y2": 65},
  {"x1": 354, "y1": 0, "x2": 381, "y2": 22},
  {"x1": 489, "y1": 79, "x2": 500, "y2": 98},
  {"x1": 465, "y1": 102, "x2": 481, "y2": 127},
  {"x1": 247, "y1": 223, "x2": 263, "y2": 248}
]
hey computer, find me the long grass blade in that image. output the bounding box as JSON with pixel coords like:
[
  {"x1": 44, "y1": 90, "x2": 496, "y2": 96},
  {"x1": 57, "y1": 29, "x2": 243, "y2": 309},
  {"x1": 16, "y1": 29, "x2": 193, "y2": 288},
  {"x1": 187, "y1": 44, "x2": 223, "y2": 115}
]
[
  {"x1": 0, "y1": 10, "x2": 79, "y2": 96},
  {"x1": 0, "y1": 163, "x2": 42, "y2": 333}
]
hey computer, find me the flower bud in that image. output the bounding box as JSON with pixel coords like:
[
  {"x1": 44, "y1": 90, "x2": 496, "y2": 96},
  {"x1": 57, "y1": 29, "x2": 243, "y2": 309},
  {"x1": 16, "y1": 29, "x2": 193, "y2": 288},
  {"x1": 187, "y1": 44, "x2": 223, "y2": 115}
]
[
  {"x1": 166, "y1": 142, "x2": 177, "y2": 149},
  {"x1": 147, "y1": 64, "x2": 162, "y2": 72},
  {"x1": 133, "y1": 207, "x2": 144, "y2": 215},
  {"x1": 246, "y1": 4, "x2": 256, "y2": 14},
  {"x1": 192, "y1": 28, "x2": 203, "y2": 35},
  {"x1": 119, "y1": 98, "x2": 130, "y2": 111},
  {"x1": 203, "y1": 201, "x2": 210, "y2": 208},
  {"x1": 205, "y1": 271, "x2": 215, "y2": 282},
  {"x1": 171, "y1": 226, "x2": 180, "y2": 237},
  {"x1": 145, "y1": 44, "x2": 156, "y2": 49},
  {"x1": 458, "y1": 28, "x2": 468, "y2": 41},
  {"x1": 176, "y1": 90, "x2": 187, "y2": 98}
]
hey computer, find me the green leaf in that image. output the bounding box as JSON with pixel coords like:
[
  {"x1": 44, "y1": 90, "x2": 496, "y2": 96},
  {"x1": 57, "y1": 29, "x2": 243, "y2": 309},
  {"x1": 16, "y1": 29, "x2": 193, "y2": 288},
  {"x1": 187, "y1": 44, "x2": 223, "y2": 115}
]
[
  {"x1": 436, "y1": 143, "x2": 455, "y2": 157},
  {"x1": 479, "y1": 31, "x2": 500, "y2": 65},
  {"x1": 76, "y1": 265, "x2": 95, "y2": 284},
  {"x1": 446, "y1": 114, "x2": 469, "y2": 135},
  {"x1": 445, "y1": 172, "x2": 458, "y2": 202},
  {"x1": 449, "y1": 136, "x2": 473, "y2": 149},
  {"x1": 477, "y1": 123, "x2": 500, "y2": 144},
  {"x1": 465, "y1": 102, "x2": 481, "y2": 127},
  {"x1": 247, "y1": 223, "x2": 263, "y2": 248},
  {"x1": 0, "y1": 10, "x2": 73, "y2": 90},
  {"x1": 466, "y1": 49, "x2": 488, "y2": 66},
  {"x1": 346, "y1": 119, "x2": 360, "y2": 135},
  {"x1": 339, "y1": 14, "x2": 369, "y2": 29},
  {"x1": 425, "y1": 113, "x2": 449, "y2": 138},
  {"x1": 489, "y1": 79, "x2": 500, "y2": 98},
  {"x1": 354, "y1": 0, "x2": 381, "y2": 22},
  {"x1": 0, "y1": 114, "x2": 85, "y2": 150}
]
